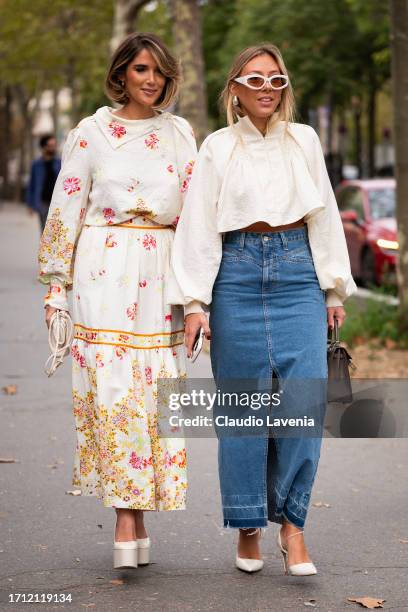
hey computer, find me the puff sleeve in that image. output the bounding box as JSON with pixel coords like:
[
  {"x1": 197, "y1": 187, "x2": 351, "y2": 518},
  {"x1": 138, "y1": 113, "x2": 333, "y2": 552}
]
[
  {"x1": 38, "y1": 125, "x2": 92, "y2": 311},
  {"x1": 166, "y1": 134, "x2": 223, "y2": 314},
  {"x1": 306, "y1": 129, "x2": 357, "y2": 306}
]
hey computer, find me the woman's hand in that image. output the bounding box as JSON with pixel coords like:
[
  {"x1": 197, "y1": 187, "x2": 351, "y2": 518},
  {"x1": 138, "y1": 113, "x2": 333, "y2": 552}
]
[
  {"x1": 327, "y1": 306, "x2": 346, "y2": 329},
  {"x1": 185, "y1": 313, "x2": 211, "y2": 358},
  {"x1": 45, "y1": 305, "x2": 58, "y2": 329}
]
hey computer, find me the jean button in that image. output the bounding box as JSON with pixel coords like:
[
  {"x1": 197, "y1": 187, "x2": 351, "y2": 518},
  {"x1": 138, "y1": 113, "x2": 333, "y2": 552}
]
[{"x1": 263, "y1": 236, "x2": 268, "y2": 242}]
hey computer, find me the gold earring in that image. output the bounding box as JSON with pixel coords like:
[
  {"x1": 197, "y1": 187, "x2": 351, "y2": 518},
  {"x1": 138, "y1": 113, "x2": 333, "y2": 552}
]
[{"x1": 233, "y1": 95, "x2": 239, "y2": 106}]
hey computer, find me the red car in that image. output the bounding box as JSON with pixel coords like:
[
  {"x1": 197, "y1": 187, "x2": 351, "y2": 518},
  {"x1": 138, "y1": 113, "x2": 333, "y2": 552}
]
[{"x1": 335, "y1": 179, "x2": 398, "y2": 286}]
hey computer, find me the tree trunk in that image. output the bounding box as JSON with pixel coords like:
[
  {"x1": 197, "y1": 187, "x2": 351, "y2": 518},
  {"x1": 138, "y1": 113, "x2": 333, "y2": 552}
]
[
  {"x1": 367, "y1": 76, "x2": 377, "y2": 177},
  {"x1": 51, "y1": 88, "x2": 60, "y2": 139},
  {"x1": 353, "y1": 99, "x2": 363, "y2": 178},
  {"x1": 13, "y1": 86, "x2": 30, "y2": 203},
  {"x1": 169, "y1": 0, "x2": 208, "y2": 143},
  {"x1": 0, "y1": 86, "x2": 12, "y2": 200},
  {"x1": 390, "y1": 0, "x2": 408, "y2": 333},
  {"x1": 111, "y1": 0, "x2": 152, "y2": 53}
]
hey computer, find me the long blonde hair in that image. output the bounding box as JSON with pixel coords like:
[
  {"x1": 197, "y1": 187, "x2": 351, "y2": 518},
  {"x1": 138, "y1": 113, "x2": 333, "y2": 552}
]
[{"x1": 221, "y1": 43, "x2": 296, "y2": 128}]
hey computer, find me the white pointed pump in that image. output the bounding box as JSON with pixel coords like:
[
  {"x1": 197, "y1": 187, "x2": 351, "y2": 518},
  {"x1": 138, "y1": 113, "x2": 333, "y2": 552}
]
[
  {"x1": 277, "y1": 529, "x2": 317, "y2": 576},
  {"x1": 235, "y1": 528, "x2": 264, "y2": 573}
]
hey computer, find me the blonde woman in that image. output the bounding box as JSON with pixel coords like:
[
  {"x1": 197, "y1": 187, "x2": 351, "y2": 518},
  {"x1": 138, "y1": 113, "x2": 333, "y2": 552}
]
[
  {"x1": 38, "y1": 33, "x2": 196, "y2": 569},
  {"x1": 168, "y1": 44, "x2": 356, "y2": 574}
]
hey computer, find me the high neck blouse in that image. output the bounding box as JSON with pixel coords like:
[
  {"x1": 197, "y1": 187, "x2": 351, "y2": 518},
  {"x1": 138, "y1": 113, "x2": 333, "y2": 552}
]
[{"x1": 166, "y1": 115, "x2": 357, "y2": 311}]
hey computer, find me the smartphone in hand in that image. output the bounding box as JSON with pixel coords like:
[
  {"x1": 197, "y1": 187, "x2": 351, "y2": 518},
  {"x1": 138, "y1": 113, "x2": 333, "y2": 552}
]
[{"x1": 190, "y1": 328, "x2": 205, "y2": 362}]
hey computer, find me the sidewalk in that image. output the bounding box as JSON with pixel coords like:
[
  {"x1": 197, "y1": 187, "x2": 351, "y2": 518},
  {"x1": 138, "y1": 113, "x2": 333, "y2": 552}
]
[{"x1": 0, "y1": 203, "x2": 407, "y2": 611}]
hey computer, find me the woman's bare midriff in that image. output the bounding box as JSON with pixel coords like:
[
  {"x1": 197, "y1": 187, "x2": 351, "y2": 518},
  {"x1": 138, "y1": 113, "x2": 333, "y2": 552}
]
[{"x1": 238, "y1": 217, "x2": 306, "y2": 233}]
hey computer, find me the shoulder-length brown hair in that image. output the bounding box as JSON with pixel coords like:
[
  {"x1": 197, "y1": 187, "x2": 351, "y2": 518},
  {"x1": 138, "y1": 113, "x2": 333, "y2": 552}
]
[
  {"x1": 105, "y1": 32, "x2": 180, "y2": 110},
  {"x1": 221, "y1": 43, "x2": 296, "y2": 127}
]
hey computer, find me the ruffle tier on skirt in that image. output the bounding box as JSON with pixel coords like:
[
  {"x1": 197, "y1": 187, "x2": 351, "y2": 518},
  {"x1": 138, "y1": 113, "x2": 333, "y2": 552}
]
[{"x1": 70, "y1": 216, "x2": 187, "y2": 510}]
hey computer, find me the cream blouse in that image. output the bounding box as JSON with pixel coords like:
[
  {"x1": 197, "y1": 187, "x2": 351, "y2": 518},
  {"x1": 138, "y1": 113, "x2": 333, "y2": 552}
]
[
  {"x1": 38, "y1": 106, "x2": 197, "y2": 310},
  {"x1": 166, "y1": 115, "x2": 357, "y2": 314}
]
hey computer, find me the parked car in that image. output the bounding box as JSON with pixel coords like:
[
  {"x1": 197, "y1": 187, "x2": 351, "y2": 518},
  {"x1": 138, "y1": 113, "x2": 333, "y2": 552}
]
[{"x1": 335, "y1": 179, "x2": 398, "y2": 287}]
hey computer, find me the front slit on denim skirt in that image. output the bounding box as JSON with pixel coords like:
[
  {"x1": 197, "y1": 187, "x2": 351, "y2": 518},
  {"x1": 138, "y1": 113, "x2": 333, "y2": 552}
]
[{"x1": 209, "y1": 226, "x2": 328, "y2": 529}]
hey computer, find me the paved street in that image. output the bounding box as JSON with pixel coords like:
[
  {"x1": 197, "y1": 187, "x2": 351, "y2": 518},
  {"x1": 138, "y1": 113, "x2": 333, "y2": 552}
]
[{"x1": 0, "y1": 202, "x2": 407, "y2": 611}]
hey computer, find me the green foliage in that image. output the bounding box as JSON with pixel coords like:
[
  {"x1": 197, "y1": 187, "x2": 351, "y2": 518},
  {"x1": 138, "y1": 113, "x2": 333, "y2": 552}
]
[
  {"x1": 0, "y1": 0, "x2": 113, "y2": 112},
  {"x1": 342, "y1": 297, "x2": 408, "y2": 349}
]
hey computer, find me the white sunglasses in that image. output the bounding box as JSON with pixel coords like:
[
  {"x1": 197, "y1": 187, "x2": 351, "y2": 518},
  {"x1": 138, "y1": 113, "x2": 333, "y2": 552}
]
[{"x1": 234, "y1": 73, "x2": 289, "y2": 91}]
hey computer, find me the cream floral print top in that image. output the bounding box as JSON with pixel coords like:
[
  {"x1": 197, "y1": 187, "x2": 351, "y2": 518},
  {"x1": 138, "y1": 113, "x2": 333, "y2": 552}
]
[{"x1": 38, "y1": 106, "x2": 197, "y2": 311}]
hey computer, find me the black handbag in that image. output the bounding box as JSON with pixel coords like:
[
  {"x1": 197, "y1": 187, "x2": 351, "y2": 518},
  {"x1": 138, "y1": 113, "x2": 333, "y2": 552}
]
[{"x1": 327, "y1": 318, "x2": 355, "y2": 403}]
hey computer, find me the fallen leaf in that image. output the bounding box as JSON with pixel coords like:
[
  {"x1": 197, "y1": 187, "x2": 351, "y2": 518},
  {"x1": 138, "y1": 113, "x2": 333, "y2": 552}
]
[
  {"x1": 65, "y1": 490, "x2": 81, "y2": 496},
  {"x1": 347, "y1": 597, "x2": 385, "y2": 609},
  {"x1": 384, "y1": 338, "x2": 397, "y2": 350},
  {"x1": 110, "y1": 579, "x2": 124, "y2": 586},
  {"x1": 2, "y1": 385, "x2": 17, "y2": 395},
  {"x1": 399, "y1": 539, "x2": 408, "y2": 544},
  {"x1": 312, "y1": 501, "x2": 331, "y2": 508},
  {"x1": 0, "y1": 458, "x2": 18, "y2": 463},
  {"x1": 304, "y1": 600, "x2": 317, "y2": 607},
  {"x1": 97, "y1": 524, "x2": 103, "y2": 529}
]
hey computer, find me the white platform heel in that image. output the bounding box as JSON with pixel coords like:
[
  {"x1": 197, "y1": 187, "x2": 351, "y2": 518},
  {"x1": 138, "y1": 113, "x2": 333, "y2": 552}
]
[
  {"x1": 277, "y1": 529, "x2": 317, "y2": 576},
  {"x1": 137, "y1": 537, "x2": 151, "y2": 566},
  {"x1": 113, "y1": 540, "x2": 138, "y2": 569},
  {"x1": 235, "y1": 528, "x2": 264, "y2": 573}
]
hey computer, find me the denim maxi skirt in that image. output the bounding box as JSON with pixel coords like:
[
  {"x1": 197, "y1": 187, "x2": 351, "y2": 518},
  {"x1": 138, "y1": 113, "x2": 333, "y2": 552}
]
[{"x1": 209, "y1": 226, "x2": 328, "y2": 529}]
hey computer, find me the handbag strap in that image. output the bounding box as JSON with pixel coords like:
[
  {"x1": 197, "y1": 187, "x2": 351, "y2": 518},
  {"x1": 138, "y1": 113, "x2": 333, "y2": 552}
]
[
  {"x1": 44, "y1": 310, "x2": 74, "y2": 377},
  {"x1": 330, "y1": 317, "x2": 340, "y2": 344}
]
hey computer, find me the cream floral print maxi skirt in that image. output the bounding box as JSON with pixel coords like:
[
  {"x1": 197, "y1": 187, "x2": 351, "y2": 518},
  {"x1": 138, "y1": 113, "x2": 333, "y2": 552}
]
[{"x1": 70, "y1": 216, "x2": 187, "y2": 510}]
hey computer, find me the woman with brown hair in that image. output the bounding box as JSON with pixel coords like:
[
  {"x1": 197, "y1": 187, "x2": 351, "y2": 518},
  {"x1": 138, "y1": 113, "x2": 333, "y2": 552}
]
[
  {"x1": 168, "y1": 44, "x2": 356, "y2": 574},
  {"x1": 38, "y1": 32, "x2": 196, "y2": 569}
]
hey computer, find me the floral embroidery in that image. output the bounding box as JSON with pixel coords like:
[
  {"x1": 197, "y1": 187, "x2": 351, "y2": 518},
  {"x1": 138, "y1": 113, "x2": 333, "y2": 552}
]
[
  {"x1": 136, "y1": 198, "x2": 149, "y2": 211},
  {"x1": 71, "y1": 344, "x2": 86, "y2": 367},
  {"x1": 126, "y1": 302, "x2": 138, "y2": 320},
  {"x1": 145, "y1": 133, "x2": 159, "y2": 149},
  {"x1": 108, "y1": 121, "x2": 126, "y2": 139},
  {"x1": 79, "y1": 139, "x2": 88, "y2": 148},
  {"x1": 105, "y1": 233, "x2": 117, "y2": 248},
  {"x1": 171, "y1": 216, "x2": 180, "y2": 227},
  {"x1": 95, "y1": 352, "x2": 105, "y2": 368},
  {"x1": 142, "y1": 234, "x2": 157, "y2": 251},
  {"x1": 185, "y1": 160, "x2": 194, "y2": 176},
  {"x1": 181, "y1": 160, "x2": 195, "y2": 193},
  {"x1": 165, "y1": 314, "x2": 172, "y2": 322},
  {"x1": 38, "y1": 208, "x2": 74, "y2": 273},
  {"x1": 103, "y1": 207, "x2": 115, "y2": 223},
  {"x1": 167, "y1": 164, "x2": 174, "y2": 173},
  {"x1": 115, "y1": 346, "x2": 128, "y2": 359},
  {"x1": 139, "y1": 280, "x2": 147, "y2": 287},
  {"x1": 130, "y1": 452, "x2": 153, "y2": 470},
  {"x1": 127, "y1": 178, "x2": 140, "y2": 192},
  {"x1": 63, "y1": 177, "x2": 81, "y2": 196},
  {"x1": 145, "y1": 366, "x2": 152, "y2": 386}
]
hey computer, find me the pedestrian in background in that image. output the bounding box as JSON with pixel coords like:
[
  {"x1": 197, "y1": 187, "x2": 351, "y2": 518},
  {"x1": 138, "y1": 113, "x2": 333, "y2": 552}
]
[
  {"x1": 38, "y1": 33, "x2": 196, "y2": 569},
  {"x1": 27, "y1": 134, "x2": 61, "y2": 231},
  {"x1": 168, "y1": 43, "x2": 356, "y2": 575}
]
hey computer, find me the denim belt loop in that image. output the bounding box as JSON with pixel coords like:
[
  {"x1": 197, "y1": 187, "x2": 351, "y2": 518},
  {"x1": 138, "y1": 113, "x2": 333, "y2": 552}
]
[
  {"x1": 238, "y1": 232, "x2": 246, "y2": 251},
  {"x1": 279, "y1": 231, "x2": 289, "y2": 251}
]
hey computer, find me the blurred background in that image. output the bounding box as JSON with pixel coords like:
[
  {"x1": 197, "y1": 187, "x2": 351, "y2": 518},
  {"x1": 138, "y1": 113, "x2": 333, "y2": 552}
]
[{"x1": 0, "y1": 0, "x2": 407, "y2": 370}]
